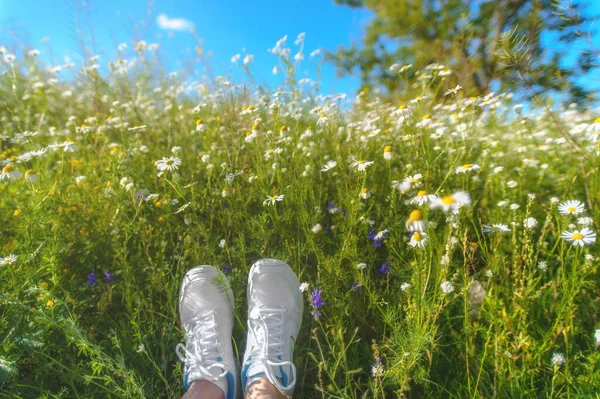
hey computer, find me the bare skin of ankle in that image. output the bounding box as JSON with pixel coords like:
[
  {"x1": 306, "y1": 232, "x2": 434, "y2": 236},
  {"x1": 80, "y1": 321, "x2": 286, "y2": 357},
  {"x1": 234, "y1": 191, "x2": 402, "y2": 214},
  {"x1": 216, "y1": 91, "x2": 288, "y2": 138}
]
[
  {"x1": 182, "y1": 380, "x2": 225, "y2": 399},
  {"x1": 245, "y1": 378, "x2": 287, "y2": 399}
]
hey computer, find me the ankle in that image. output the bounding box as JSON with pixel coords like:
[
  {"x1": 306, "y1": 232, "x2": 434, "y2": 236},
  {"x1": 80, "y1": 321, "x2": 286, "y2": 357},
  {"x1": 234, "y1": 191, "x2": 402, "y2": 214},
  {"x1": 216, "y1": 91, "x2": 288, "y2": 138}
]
[
  {"x1": 183, "y1": 380, "x2": 225, "y2": 399},
  {"x1": 245, "y1": 378, "x2": 287, "y2": 399}
]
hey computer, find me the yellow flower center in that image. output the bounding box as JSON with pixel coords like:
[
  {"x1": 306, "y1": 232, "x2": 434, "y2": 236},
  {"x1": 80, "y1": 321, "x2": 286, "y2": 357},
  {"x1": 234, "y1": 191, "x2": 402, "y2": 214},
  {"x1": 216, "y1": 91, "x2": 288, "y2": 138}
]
[
  {"x1": 2, "y1": 164, "x2": 15, "y2": 173},
  {"x1": 462, "y1": 164, "x2": 472, "y2": 169},
  {"x1": 268, "y1": 149, "x2": 275, "y2": 154},
  {"x1": 572, "y1": 232, "x2": 583, "y2": 240},
  {"x1": 25, "y1": 169, "x2": 36, "y2": 175},
  {"x1": 384, "y1": 145, "x2": 393, "y2": 153},
  {"x1": 247, "y1": 105, "x2": 254, "y2": 110},
  {"x1": 409, "y1": 209, "x2": 423, "y2": 222},
  {"x1": 271, "y1": 196, "x2": 277, "y2": 200},
  {"x1": 319, "y1": 113, "x2": 326, "y2": 118},
  {"x1": 595, "y1": 117, "x2": 600, "y2": 124},
  {"x1": 398, "y1": 104, "x2": 406, "y2": 110},
  {"x1": 252, "y1": 123, "x2": 259, "y2": 130},
  {"x1": 442, "y1": 195, "x2": 455, "y2": 205},
  {"x1": 417, "y1": 190, "x2": 427, "y2": 197},
  {"x1": 280, "y1": 125, "x2": 287, "y2": 131},
  {"x1": 357, "y1": 160, "x2": 365, "y2": 164},
  {"x1": 246, "y1": 131, "x2": 252, "y2": 136},
  {"x1": 361, "y1": 188, "x2": 368, "y2": 193},
  {"x1": 568, "y1": 207, "x2": 576, "y2": 213},
  {"x1": 413, "y1": 232, "x2": 423, "y2": 241},
  {"x1": 423, "y1": 114, "x2": 431, "y2": 120},
  {"x1": 492, "y1": 226, "x2": 499, "y2": 231},
  {"x1": 196, "y1": 119, "x2": 203, "y2": 125},
  {"x1": 166, "y1": 160, "x2": 174, "y2": 166}
]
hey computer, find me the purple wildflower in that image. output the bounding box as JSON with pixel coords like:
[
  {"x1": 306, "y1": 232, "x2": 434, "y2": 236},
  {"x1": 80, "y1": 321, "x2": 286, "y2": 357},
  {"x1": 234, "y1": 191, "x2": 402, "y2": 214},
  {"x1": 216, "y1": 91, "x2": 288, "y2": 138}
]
[
  {"x1": 326, "y1": 200, "x2": 343, "y2": 214},
  {"x1": 87, "y1": 270, "x2": 97, "y2": 286},
  {"x1": 222, "y1": 264, "x2": 232, "y2": 274},
  {"x1": 136, "y1": 191, "x2": 144, "y2": 203},
  {"x1": 368, "y1": 228, "x2": 388, "y2": 248},
  {"x1": 352, "y1": 282, "x2": 360, "y2": 292},
  {"x1": 310, "y1": 288, "x2": 324, "y2": 319},
  {"x1": 379, "y1": 263, "x2": 391, "y2": 275},
  {"x1": 104, "y1": 272, "x2": 114, "y2": 282}
]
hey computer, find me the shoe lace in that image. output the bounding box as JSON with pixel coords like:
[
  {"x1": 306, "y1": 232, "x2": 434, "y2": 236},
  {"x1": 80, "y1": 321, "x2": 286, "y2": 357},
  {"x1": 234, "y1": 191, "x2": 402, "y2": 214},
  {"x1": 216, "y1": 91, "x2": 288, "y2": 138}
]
[
  {"x1": 176, "y1": 310, "x2": 227, "y2": 382},
  {"x1": 247, "y1": 306, "x2": 297, "y2": 393}
]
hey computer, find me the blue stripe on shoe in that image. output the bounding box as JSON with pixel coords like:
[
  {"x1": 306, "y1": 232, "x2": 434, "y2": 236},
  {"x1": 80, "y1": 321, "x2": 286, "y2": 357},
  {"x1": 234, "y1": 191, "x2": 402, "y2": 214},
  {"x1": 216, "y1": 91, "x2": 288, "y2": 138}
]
[{"x1": 226, "y1": 371, "x2": 235, "y2": 399}]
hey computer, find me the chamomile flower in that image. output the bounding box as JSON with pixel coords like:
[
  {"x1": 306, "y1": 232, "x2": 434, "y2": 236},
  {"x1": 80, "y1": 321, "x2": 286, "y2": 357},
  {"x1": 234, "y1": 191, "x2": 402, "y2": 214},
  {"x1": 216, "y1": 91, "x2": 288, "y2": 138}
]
[
  {"x1": 321, "y1": 160, "x2": 337, "y2": 172},
  {"x1": 24, "y1": 170, "x2": 38, "y2": 183},
  {"x1": 558, "y1": 200, "x2": 585, "y2": 216},
  {"x1": 245, "y1": 131, "x2": 257, "y2": 142},
  {"x1": 175, "y1": 202, "x2": 190, "y2": 214},
  {"x1": 560, "y1": 227, "x2": 596, "y2": 247},
  {"x1": 263, "y1": 194, "x2": 285, "y2": 206},
  {"x1": 155, "y1": 157, "x2": 181, "y2": 171},
  {"x1": 404, "y1": 173, "x2": 423, "y2": 188},
  {"x1": 431, "y1": 191, "x2": 471, "y2": 213},
  {"x1": 356, "y1": 263, "x2": 367, "y2": 270},
  {"x1": 410, "y1": 190, "x2": 438, "y2": 206},
  {"x1": 1, "y1": 254, "x2": 18, "y2": 265},
  {"x1": 311, "y1": 223, "x2": 322, "y2": 234},
  {"x1": 359, "y1": 188, "x2": 371, "y2": 199},
  {"x1": 383, "y1": 145, "x2": 394, "y2": 160},
  {"x1": 577, "y1": 216, "x2": 594, "y2": 226},
  {"x1": 455, "y1": 163, "x2": 480, "y2": 174},
  {"x1": 409, "y1": 231, "x2": 428, "y2": 248},
  {"x1": 350, "y1": 158, "x2": 374, "y2": 172},
  {"x1": 195, "y1": 119, "x2": 207, "y2": 132},
  {"x1": 482, "y1": 224, "x2": 511, "y2": 233},
  {"x1": 406, "y1": 209, "x2": 427, "y2": 232},
  {"x1": 0, "y1": 164, "x2": 22, "y2": 180}
]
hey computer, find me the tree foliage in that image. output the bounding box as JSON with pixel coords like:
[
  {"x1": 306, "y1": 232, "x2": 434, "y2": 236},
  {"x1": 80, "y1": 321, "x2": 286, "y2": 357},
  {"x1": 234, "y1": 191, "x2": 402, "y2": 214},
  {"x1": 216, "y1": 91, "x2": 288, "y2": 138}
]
[{"x1": 329, "y1": 0, "x2": 597, "y2": 104}]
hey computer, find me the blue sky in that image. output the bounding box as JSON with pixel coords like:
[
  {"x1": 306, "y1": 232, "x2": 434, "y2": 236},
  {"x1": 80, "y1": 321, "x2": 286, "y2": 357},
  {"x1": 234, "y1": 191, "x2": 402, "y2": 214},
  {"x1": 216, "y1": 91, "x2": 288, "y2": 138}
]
[
  {"x1": 1, "y1": 1, "x2": 599, "y2": 97},
  {"x1": 0, "y1": 0, "x2": 371, "y2": 95}
]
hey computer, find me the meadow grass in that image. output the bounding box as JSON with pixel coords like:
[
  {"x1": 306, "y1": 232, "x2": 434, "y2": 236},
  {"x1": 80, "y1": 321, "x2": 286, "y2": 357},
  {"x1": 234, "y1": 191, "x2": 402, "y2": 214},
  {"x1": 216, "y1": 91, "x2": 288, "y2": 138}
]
[{"x1": 1, "y1": 38, "x2": 600, "y2": 398}]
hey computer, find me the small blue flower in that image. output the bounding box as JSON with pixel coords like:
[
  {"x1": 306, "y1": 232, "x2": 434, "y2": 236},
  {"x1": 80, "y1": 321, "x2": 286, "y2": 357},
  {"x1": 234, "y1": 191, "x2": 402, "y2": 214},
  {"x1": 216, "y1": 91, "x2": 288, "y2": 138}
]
[
  {"x1": 379, "y1": 263, "x2": 391, "y2": 275},
  {"x1": 310, "y1": 288, "x2": 324, "y2": 319},
  {"x1": 223, "y1": 264, "x2": 232, "y2": 274},
  {"x1": 87, "y1": 270, "x2": 97, "y2": 286},
  {"x1": 104, "y1": 271, "x2": 114, "y2": 283},
  {"x1": 352, "y1": 282, "x2": 360, "y2": 292}
]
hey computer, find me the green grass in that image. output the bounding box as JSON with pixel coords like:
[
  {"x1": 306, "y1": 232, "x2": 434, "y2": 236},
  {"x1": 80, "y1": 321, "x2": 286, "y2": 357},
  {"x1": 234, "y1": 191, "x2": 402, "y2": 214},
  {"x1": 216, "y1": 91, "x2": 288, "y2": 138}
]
[{"x1": 1, "y1": 42, "x2": 600, "y2": 398}]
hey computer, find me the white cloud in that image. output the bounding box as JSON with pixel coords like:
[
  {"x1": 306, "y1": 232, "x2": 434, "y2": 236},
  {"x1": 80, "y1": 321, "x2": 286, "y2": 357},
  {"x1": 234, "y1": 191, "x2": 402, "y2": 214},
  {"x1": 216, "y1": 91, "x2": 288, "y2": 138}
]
[{"x1": 156, "y1": 14, "x2": 193, "y2": 31}]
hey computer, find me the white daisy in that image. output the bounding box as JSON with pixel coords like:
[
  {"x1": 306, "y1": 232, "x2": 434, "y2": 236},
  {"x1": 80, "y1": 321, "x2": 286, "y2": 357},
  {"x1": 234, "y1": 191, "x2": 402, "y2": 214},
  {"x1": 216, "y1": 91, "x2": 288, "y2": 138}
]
[
  {"x1": 560, "y1": 227, "x2": 596, "y2": 247},
  {"x1": 558, "y1": 200, "x2": 585, "y2": 216},
  {"x1": 321, "y1": 160, "x2": 337, "y2": 172},
  {"x1": 263, "y1": 194, "x2": 285, "y2": 206},
  {"x1": 410, "y1": 190, "x2": 438, "y2": 206},
  {"x1": 0, "y1": 164, "x2": 23, "y2": 180},
  {"x1": 350, "y1": 158, "x2": 374, "y2": 172},
  {"x1": 1, "y1": 254, "x2": 18, "y2": 265},
  {"x1": 155, "y1": 157, "x2": 182, "y2": 171},
  {"x1": 455, "y1": 163, "x2": 480, "y2": 174},
  {"x1": 356, "y1": 263, "x2": 367, "y2": 270},
  {"x1": 175, "y1": 203, "x2": 190, "y2": 214},
  {"x1": 523, "y1": 217, "x2": 538, "y2": 229},
  {"x1": 409, "y1": 231, "x2": 428, "y2": 248},
  {"x1": 311, "y1": 223, "x2": 322, "y2": 234},
  {"x1": 482, "y1": 224, "x2": 511, "y2": 233},
  {"x1": 431, "y1": 191, "x2": 471, "y2": 213},
  {"x1": 406, "y1": 209, "x2": 427, "y2": 232}
]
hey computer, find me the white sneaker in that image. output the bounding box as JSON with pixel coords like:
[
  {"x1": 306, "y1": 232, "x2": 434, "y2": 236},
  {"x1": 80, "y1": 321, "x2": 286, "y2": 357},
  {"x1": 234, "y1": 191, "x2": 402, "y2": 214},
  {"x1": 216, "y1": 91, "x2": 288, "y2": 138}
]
[
  {"x1": 176, "y1": 266, "x2": 240, "y2": 399},
  {"x1": 241, "y1": 259, "x2": 303, "y2": 396}
]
